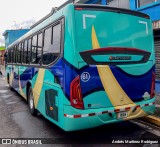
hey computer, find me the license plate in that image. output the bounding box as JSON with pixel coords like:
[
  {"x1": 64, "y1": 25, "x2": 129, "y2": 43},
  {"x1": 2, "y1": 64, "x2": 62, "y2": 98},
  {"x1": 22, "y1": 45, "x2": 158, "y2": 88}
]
[{"x1": 117, "y1": 111, "x2": 128, "y2": 119}]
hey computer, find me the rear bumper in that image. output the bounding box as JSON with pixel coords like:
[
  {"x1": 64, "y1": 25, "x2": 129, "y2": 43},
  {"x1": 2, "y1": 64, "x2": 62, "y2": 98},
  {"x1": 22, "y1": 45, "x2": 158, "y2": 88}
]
[{"x1": 63, "y1": 98, "x2": 156, "y2": 131}]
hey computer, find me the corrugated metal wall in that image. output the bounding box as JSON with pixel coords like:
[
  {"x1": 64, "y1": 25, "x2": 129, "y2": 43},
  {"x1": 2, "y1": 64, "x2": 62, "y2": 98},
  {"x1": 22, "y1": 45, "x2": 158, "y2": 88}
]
[{"x1": 155, "y1": 38, "x2": 160, "y2": 80}]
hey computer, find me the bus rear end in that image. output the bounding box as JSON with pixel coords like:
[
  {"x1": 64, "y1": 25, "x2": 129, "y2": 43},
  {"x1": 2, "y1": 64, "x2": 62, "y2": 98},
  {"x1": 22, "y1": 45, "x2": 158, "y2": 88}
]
[{"x1": 63, "y1": 4, "x2": 156, "y2": 131}]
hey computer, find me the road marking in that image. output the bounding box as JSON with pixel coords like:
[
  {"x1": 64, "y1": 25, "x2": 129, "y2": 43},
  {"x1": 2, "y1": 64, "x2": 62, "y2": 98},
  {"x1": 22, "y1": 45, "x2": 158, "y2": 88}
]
[
  {"x1": 0, "y1": 90, "x2": 9, "y2": 94},
  {"x1": 6, "y1": 101, "x2": 17, "y2": 105},
  {"x1": 1, "y1": 95, "x2": 12, "y2": 98}
]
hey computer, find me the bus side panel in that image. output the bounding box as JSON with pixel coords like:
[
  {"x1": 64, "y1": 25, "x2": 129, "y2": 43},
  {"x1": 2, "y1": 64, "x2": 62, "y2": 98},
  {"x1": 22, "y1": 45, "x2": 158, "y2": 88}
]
[{"x1": 32, "y1": 68, "x2": 66, "y2": 129}]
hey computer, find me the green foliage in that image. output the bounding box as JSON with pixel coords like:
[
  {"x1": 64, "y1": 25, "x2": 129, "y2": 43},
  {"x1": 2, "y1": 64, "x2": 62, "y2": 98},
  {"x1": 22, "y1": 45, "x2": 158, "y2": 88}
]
[{"x1": 0, "y1": 46, "x2": 5, "y2": 51}]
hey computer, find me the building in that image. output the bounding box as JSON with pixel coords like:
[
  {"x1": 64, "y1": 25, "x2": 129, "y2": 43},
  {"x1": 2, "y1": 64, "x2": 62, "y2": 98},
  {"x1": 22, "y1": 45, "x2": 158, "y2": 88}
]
[
  {"x1": 3, "y1": 29, "x2": 30, "y2": 49},
  {"x1": 77, "y1": 0, "x2": 130, "y2": 8},
  {"x1": 129, "y1": 0, "x2": 160, "y2": 81}
]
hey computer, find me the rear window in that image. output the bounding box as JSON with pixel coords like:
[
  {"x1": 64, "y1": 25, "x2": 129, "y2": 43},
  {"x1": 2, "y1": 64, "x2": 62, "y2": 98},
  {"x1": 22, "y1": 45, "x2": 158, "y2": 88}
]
[{"x1": 75, "y1": 9, "x2": 153, "y2": 56}]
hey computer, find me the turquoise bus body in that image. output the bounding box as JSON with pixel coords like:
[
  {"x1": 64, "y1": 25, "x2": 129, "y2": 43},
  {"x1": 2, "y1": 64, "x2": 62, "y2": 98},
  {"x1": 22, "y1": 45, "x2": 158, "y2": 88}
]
[{"x1": 6, "y1": 4, "x2": 156, "y2": 131}]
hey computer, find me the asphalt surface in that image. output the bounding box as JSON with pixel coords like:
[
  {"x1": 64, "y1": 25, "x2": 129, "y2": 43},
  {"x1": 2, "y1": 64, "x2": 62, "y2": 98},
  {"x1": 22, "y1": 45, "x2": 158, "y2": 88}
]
[
  {"x1": 155, "y1": 94, "x2": 160, "y2": 118},
  {"x1": 0, "y1": 72, "x2": 159, "y2": 146}
]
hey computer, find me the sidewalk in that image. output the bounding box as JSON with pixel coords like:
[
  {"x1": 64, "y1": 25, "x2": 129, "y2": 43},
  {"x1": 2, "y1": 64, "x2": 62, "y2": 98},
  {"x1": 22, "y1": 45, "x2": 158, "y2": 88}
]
[{"x1": 0, "y1": 66, "x2": 5, "y2": 77}]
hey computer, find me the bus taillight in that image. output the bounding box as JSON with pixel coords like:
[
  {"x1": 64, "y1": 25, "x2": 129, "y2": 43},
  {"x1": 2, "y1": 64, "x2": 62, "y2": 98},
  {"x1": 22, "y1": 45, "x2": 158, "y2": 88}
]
[
  {"x1": 70, "y1": 76, "x2": 84, "y2": 109},
  {"x1": 150, "y1": 72, "x2": 155, "y2": 98},
  {"x1": 75, "y1": 8, "x2": 83, "y2": 10}
]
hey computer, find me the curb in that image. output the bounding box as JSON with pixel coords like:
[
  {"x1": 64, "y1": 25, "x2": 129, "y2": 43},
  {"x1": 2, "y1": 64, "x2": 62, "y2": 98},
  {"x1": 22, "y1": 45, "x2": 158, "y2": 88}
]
[{"x1": 141, "y1": 115, "x2": 160, "y2": 127}]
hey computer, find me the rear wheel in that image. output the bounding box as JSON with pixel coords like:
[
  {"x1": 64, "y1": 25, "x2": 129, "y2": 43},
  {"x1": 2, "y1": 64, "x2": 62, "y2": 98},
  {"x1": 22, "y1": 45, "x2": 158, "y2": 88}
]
[
  {"x1": 28, "y1": 87, "x2": 37, "y2": 116},
  {"x1": 8, "y1": 74, "x2": 13, "y2": 90}
]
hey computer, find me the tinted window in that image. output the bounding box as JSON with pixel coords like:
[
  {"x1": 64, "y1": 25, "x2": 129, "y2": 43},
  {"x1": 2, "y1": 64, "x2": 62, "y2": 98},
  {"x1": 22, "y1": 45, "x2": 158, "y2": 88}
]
[
  {"x1": 43, "y1": 23, "x2": 61, "y2": 65},
  {"x1": 52, "y1": 23, "x2": 61, "y2": 53},
  {"x1": 8, "y1": 49, "x2": 11, "y2": 63},
  {"x1": 31, "y1": 33, "x2": 42, "y2": 65},
  {"x1": 17, "y1": 44, "x2": 21, "y2": 63},
  {"x1": 27, "y1": 39, "x2": 31, "y2": 64},
  {"x1": 12, "y1": 46, "x2": 16, "y2": 63},
  {"x1": 37, "y1": 33, "x2": 43, "y2": 64},
  {"x1": 43, "y1": 27, "x2": 52, "y2": 52},
  {"x1": 11, "y1": 48, "x2": 13, "y2": 63},
  {"x1": 23, "y1": 40, "x2": 28, "y2": 64},
  {"x1": 31, "y1": 35, "x2": 37, "y2": 64},
  {"x1": 14, "y1": 46, "x2": 17, "y2": 63},
  {"x1": 21, "y1": 42, "x2": 24, "y2": 63},
  {"x1": 12, "y1": 48, "x2": 14, "y2": 63}
]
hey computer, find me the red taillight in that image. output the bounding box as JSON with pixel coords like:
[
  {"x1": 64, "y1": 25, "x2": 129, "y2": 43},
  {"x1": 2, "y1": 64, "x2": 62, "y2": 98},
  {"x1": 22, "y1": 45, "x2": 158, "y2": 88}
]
[
  {"x1": 150, "y1": 72, "x2": 155, "y2": 98},
  {"x1": 75, "y1": 8, "x2": 83, "y2": 10},
  {"x1": 70, "y1": 76, "x2": 84, "y2": 109}
]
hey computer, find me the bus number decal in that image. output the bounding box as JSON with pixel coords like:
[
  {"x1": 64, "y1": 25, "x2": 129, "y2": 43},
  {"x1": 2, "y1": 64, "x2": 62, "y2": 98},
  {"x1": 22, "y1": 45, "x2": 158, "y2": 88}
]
[
  {"x1": 83, "y1": 14, "x2": 96, "y2": 29},
  {"x1": 81, "y1": 72, "x2": 90, "y2": 82}
]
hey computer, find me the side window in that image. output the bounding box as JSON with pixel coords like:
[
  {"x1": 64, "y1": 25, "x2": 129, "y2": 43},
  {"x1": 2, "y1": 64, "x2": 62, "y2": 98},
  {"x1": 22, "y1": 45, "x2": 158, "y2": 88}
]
[
  {"x1": 24, "y1": 40, "x2": 28, "y2": 64},
  {"x1": 17, "y1": 44, "x2": 21, "y2": 63},
  {"x1": 37, "y1": 33, "x2": 43, "y2": 64},
  {"x1": 52, "y1": 23, "x2": 61, "y2": 53},
  {"x1": 43, "y1": 26, "x2": 53, "y2": 65},
  {"x1": 7, "y1": 50, "x2": 10, "y2": 63},
  {"x1": 8, "y1": 49, "x2": 11, "y2": 63},
  {"x1": 12, "y1": 48, "x2": 14, "y2": 63},
  {"x1": 21, "y1": 42, "x2": 24, "y2": 64},
  {"x1": 13, "y1": 47, "x2": 15, "y2": 63},
  {"x1": 43, "y1": 27, "x2": 52, "y2": 52},
  {"x1": 31, "y1": 34, "x2": 42, "y2": 65},
  {"x1": 10, "y1": 48, "x2": 13, "y2": 63},
  {"x1": 43, "y1": 22, "x2": 61, "y2": 65},
  {"x1": 14, "y1": 46, "x2": 17, "y2": 63},
  {"x1": 31, "y1": 35, "x2": 37, "y2": 64},
  {"x1": 28, "y1": 39, "x2": 31, "y2": 64}
]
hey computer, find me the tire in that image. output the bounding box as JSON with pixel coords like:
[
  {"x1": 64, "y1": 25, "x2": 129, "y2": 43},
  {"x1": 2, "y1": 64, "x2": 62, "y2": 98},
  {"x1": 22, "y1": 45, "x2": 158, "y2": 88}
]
[
  {"x1": 28, "y1": 87, "x2": 37, "y2": 116},
  {"x1": 8, "y1": 75, "x2": 13, "y2": 90}
]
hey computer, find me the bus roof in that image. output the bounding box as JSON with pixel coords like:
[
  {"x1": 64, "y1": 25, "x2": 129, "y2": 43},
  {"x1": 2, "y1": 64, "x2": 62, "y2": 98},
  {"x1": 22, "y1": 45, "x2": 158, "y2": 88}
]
[
  {"x1": 74, "y1": 4, "x2": 149, "y2": 19},
  {"x1": 31, "y1": 3, "x2": 149, "y2": 29}
]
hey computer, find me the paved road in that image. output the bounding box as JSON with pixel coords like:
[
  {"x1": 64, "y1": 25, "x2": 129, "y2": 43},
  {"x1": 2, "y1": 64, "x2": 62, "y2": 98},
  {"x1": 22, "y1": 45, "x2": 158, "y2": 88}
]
[{"x1": 0, "y1": 74, "x2": 159, "y2": 146}]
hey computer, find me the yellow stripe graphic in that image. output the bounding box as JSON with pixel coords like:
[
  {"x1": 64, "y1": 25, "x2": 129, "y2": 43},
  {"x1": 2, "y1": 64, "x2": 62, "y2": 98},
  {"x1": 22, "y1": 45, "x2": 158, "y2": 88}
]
[
  {"x1": 10, "y1": 71, "x2": 14, "y2": 86},
  {"x1": 33, "y1": 69, "x2": 45, "y2": 108},
  {"x1": 19, "y1": 77, "x2": 27, "y2": 99},
  {"x1": 9, "y1": 66, "x2": 14, "y2": 86},
  {"x1": 18, "y1": 67, "x2": 27, "y2": 99},
  {"x1": 91, "y1": 26, "x2": 146, "y2": 119}
]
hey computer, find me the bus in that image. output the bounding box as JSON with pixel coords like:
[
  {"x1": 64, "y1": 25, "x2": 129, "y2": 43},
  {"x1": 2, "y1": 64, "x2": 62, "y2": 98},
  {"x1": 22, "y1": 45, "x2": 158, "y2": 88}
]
[{"x1": 6, "y1": 3, "x2": 156, "y2": 131}]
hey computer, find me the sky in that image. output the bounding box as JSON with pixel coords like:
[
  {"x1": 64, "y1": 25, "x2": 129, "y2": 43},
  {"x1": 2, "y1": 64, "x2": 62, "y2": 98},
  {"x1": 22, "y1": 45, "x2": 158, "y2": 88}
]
[{"x1": 0, "y1": 0, "x2": 67, "y2": 46}]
